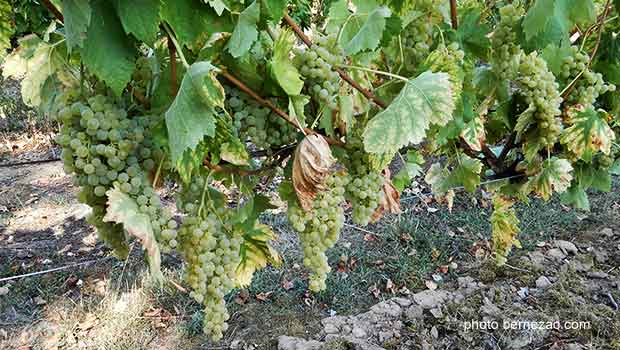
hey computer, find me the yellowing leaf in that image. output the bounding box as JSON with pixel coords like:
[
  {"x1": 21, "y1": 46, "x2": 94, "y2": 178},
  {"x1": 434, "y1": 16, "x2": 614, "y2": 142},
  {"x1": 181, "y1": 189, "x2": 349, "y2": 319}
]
[
  {"x1": 363, "y1": 71, "x2": 455, "y2": 154},
  {"x1": 235, "y1": 224, "x2": 282, "y2": 287},
  {"x1": 460, "y1": 116, "x2": 486, "y2": 152},
  {"x1": 103, "y1": 187, "x2": 163, "y2": 282},
  {"x1": 527, "y1": 157, "x2": 573, "y2": 200},
  {"x1": 292, "y1": 134, "x2": 336, "y2": 210},
  {"x1": 490, "y1": 194, "x2": 521, "y2": 266},
  {"x1": 560, "y1": 108, "x2": 615, "y2": 159}
]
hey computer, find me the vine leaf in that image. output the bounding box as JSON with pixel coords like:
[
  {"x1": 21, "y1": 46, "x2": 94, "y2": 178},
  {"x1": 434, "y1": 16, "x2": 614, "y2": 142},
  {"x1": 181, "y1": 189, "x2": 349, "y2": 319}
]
[
  {"x1": 160, "y1": 0, "x2": 232, "y2": 50},
  {"x1": 460, "y1": 116, "x2": 486, "y2": 152},
  {"x1": 0, "y1": 0, "x2": 13, "y2": 58},
  {"x1": 236, "y1": 223, "x2": 282, "y2": 287},
  {"x1": 490, "y1": 194, "x2": 521, "y2": 266},
  {"x1": 260, "y1": 0, "x2": 287, "y2": 23},
  {"x1": 424, "y1": 163, "x2": 455, "y2": 211},
  {"x1": 288, "y1": 95, "x2": 309, "y2": 128},
  {"x1": 114, "y1": 0, "x2": 160, "y2": 45},
  {"x1": 206, "y1": 0, "x2": 229, "y2": 15},
  {"x1": 227, "y1": 0, "x2": 260, "y2": 58},
  {"x1": 62, "y1": 0, "x2": 92, "y2": 50},
  {"x1": 393, "y1": 150, "x2": 424, "y2": 192},
  {"x1": 363, "y1": 71, "x2": 455, "y2": 154},
  {"x1": 220, "y1": 140, "x2": 250, "y2": 166},
  {"x1": 328, "y1": 0, "x2": 391, "y2": 55},
  {"x1": 560, "y1": 108, "x2": 616, "y2": 160},
  {"x1": 325, "y1": 0, "x2": 350, "y2": 34},
  {"x1": 561, "y1": 182, "x2": 590, "y2": 210},
  {"x1": 3, "y1": 37, "x2": 64, "y2": 108},
  {"x1": 104, "y1": 187, "x2": 163, "y2": 282},
  {"x1": 292, "y1": 135, "x2": 336, "y2": 211},
  {"x1": 165, "y1": 62, "x2": 224, "y2": 173},
  {"x1": 527, "y1": 157, "x2": 573, "y2": 200},
  {"x1": 270, "y1": 30, "x2": 303, "y2": 95},
  {"x1": 82, "y1": 0, "x2": 136, "y2": 96},
  {"x1": 455, "y1": 8, "x2": 491, "y2": 59},
  {"x1": 523, "y1": 0, "x2": 596, "y2": 42}
]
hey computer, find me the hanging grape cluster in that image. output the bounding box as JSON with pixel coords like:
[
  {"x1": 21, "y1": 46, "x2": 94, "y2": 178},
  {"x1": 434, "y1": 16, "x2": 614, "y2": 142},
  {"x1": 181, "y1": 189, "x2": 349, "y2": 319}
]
[
  {"x1": 226, "y1": 87, "x2": 297, "y2": 149},
  {"x1": 560, "y1": 46, "x2": 616, "y2": 108},
  {"x1": 345, "y1": 150, "x2": 384, "y2": 226},
  {"x1": 491, "y1": 4, "x2": 524, "y2": 80},
  {"x1": 53, "y1": 87, "x2": 176, "y2": 256},
  {"x1": 287, "y1": 172, "x2": 348, "y2": 291},
  {"x1": 175, "y1": 176, "x2": 242, "y2": 341},
  {"x1": 294, "y1": 33, "x2": 344, "y2": 109},
  {"x1": 515, "y1": 52, "x2": 563, "y2": 159},
  {"x1": 401, "y1": 0, "x2": 443, "y2": 71}
]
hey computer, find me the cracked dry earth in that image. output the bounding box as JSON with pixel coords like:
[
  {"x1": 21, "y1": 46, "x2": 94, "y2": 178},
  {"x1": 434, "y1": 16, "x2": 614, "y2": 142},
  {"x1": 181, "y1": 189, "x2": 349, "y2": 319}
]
[{"x1": 270, "y1": 234, "x2": 620, "y2": 350}]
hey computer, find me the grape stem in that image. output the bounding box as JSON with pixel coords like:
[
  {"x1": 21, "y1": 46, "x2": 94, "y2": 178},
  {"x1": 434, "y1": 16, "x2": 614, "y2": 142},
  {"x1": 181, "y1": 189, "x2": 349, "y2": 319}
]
[
  {"x1": 449, "y1": 0, "x2": 458, "y2": 30},
  {"x1": 162, "y1": 23, "x2": 190, "y2": 69},
  {"x1": 283, "y1": 13, "x2": 388, "y2": 109},
  {"x1": 167, "y1": 32, "x2": 179, "y2": 96},
  {"x1": 338, "y1": 64, "x2": 409, "y2": 82},
  {"x1": 41, "y1": 0, "x2": 63, "y2": 22}
]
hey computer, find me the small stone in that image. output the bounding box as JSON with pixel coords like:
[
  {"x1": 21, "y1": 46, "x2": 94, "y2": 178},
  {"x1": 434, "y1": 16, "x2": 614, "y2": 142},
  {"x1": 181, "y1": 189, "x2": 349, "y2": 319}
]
[
  {"x1": 370, "y1": 300, "x2": 402, "y2": 317},
  {"x1": 546, "y1": 248, "x2": 566, "y2": 260},
  {"x1": 323, "y1": 322, "x2": 339, "y2": 334},
  {"x1": 592, "y1": 249, "x2": 609, "y2": 264},
  {"x1": 587, "y1": 271, "x2": 609, "y2": 279},
  {"x1": 457, "y1": 276, "x2": 475, "y2": 289},
  {"x1": 404, "y1": 305, "x2": 423, "y2": 320},
  {"x1": 392, "y1": 297, "x2": 412, "y2": 307},
  {"x1": 554, "y1": 240, "x2": 578, "y2": 255},
  {"x1": 0, "y1": 286, "x2": 8, "y2": 296},
  {"x1": 601, "y1": 228, "x2": 614, "y2": 237},
  {"x1": 430, "y1": 307, "x2": 443, "y2": 319},
  {"x1": 34, "y1": 296, "x2": 47, "y2": 305},
  {"x1": 412, "y1": 290, "x2": 451, "y2": 309},
  {"x1": 277, "y1": 336, "x2": 322, "y2": 350},
  {"x1": 536, "y1": 276, "x2": 552, "y2": 289},
  {"x1": 517, "y1": 287, "x2": 529, "y2": 299},
  {"x1": 430, "y1": 326, "x2": 439, "y2": 339},
  {"x1": 352, "y1": 326, "x2": 367, "y2": 339},
  {"x1": 378, "y1": 330, "x2": 394, "y2": 342}
]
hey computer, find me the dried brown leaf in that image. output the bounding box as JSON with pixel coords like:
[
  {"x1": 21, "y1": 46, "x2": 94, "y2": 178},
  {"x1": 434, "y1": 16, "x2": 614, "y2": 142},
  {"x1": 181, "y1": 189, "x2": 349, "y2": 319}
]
[
  {"x1": 255, "y1": 291, "x2": 273, "y2": 302},
  {"x1": 371, "y1": 169, "x2": 401, "y2": 223},
  {"x1": 292, "y1": 134, "x2": 336, "y2": 210}
]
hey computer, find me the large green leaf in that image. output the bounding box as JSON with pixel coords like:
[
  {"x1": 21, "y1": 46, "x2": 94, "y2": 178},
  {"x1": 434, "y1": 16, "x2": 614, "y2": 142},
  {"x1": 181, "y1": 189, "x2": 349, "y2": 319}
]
[
  {"x1": 270, "y1": 29, "x2": 303, "y2": 95},
  {"x1": 561, "y1": 182, "x2": 590, "y2": 210},
  {"x1": 325, "y1": 0, "x2": 350, "y2": 34},
  {"x1": 560, "y1": 108, "x2": 616, "y2": 160},
  {"x1": 160, "y1": 0, "x2": 232, "y2": 50},
  {"x1": 455, "y1": 8, "x2": 491, "y2": 59},
  {"x1": 363, "y1": 71, "x2": 454, "y2": 154},
  {"x1": 336, "y1": 0, "x2": 391, "y2": 55},
  {"x1": 114, "y1": 0, "x2": 160, "y2": 44},
  {"x1": 227, "y1": 1, "x2": 260, "y2": 58},
  {"x1": 260, "y1": 0, "x2": 287, "y2": 22},
  {"x1": 62, "y1": 0, "x2": 92, "y2": 50},
  {"x1": 104, "y1": 187, "x2": 163, "y2": 282},
  {"x1": 522, "y1": 0, "x2": 595, "y2": 43},
  {"x1": 165, "y1": 62, "x2": 224, "y2": 170},
  {"x1": 82, "y1": 0, "x2": 136, "y2": 96}
]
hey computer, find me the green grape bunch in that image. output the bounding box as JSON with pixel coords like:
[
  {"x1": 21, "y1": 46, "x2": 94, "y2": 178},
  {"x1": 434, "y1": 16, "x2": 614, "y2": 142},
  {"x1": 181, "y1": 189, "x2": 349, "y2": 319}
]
[
  {"x1": 401, "y1": 0, "x2": 443, "y2": 71},
  {"x1": 515, "y1": 52, "x2": 563, "y2": 159},
  {"x1": 53, "y1": 87, "x2": 176, "y2": 255},
  {"x1": 294, "y1": 33, "x2": 344, "y2": 109},
  {"x1": 176, "y1": 176, "x2": 242, "y2": 341},
  {"x1": 288, "y1": 172, "x2": 348, "y2": 291},
  {"x1": 560, "y1": 46, "x2": 616, "y2": 108},
  {"x1": 491, "y1": 4, "x2": 524, "y2": 80},
  {"x1": 226, "y1": 87, "x2": 298, "y2": 149}
]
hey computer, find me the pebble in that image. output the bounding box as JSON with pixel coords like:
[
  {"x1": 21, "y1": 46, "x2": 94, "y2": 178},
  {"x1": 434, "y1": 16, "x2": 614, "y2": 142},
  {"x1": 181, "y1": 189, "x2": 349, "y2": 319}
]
[
  {"x1": 536, "y1": 276, "x2": 552, "y2": 289},
  {"x1": 554, "y1": 240, "x2": 578, "y2": 255}
]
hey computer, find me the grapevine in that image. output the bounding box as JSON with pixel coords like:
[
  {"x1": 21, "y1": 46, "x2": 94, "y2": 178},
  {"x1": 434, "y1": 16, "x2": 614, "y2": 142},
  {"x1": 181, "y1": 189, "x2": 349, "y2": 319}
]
[{"x1": 4, "y1": 0, "x2": 620, "y2": 342}]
